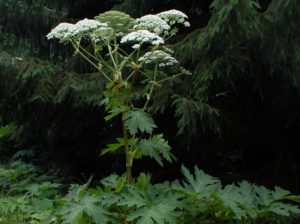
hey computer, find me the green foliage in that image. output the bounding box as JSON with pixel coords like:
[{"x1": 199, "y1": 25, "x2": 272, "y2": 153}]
[
  {"x1": 0, "y1": 159, "x2": 299, "y2": 224},
  {"x1": 0, "y1": 160, "x2": 62, "y2": 224},
  {"x1": 49, "y1": 166, "x2": 300, "y2": 224},
  {"x1": 0, "y1": 123, "x2": 16, "y2": 138},
  {"x1": 125, "y1": 110, "x2": 157, "y2": 135},
  {"x1": 121, "y1": 185, "x2": 181, "y2": 224},
  {"x1": 137, "y1": 134, "x2": 173, "y2": 166},
  {"x1": 55, "y1": 184, "x2": 109, "y2": 224}
]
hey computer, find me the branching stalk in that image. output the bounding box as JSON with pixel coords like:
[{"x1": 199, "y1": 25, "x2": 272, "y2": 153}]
[{"x1": 143, "y1": 64, "x2": 158, "y2": 110}]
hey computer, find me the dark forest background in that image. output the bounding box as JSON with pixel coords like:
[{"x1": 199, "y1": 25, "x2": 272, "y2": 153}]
[{"x1": 1, "y1": 0, "x2": 300, "y2": 193}]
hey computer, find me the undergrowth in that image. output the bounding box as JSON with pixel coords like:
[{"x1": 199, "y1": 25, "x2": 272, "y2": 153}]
[{"x1": 1, "y1": 159, "x2": 300, "y2": 224}]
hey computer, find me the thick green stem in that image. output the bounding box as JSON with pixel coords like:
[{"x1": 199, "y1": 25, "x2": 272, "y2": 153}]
[{"x1": 122, "y1": 112, "x2": 133, "y2": 184}]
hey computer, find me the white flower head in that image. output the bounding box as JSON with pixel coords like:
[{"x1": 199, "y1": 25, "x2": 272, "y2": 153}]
[
  {"x1": 75, "y1": 18, "x2": 108, "y2": 33},
  {"x1": 183, "y1": 21, "x2": 191, "y2": 27},
  {"x1": 47, "y1": 19, "x2": 108, "y2": 42},
  {"x1": 138, "y1": 50, "x2": 178, "y2": 67},
  {"x1": 47, "y1": 23, "x2": 77, "y2": 41},
  {"x1": 120, "y1": 30, "x2": 164, "y2": 48},
  {"x1": 157, "y1": 9, "x2": 189, "y2": 27},
  {"x1": 134, "y1": 15, "x2": 171, "y2": 35}
]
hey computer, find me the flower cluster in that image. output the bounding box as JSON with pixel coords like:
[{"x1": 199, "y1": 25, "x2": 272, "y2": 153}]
[
  {"x1": 120, "y1": 30, "x2": 164, "y2": 48},
  {"x1": 47, "y1": 19, "x2": 108, "y2": 42},
  {"x1": 157, "y1": 9, "x2": 190, "y2": 27},
  {"x1": 75, "y1": 19, "x2": 107, "y2": 33},
  {"x1": 138, "y1": 50, "x2": 178, "y2": 67},
  {"x1": 134, "y1": 15, "x2": 171, "y2": 36},
  {"x1": 46, "y1": 23, "x2": 78, "y2": 41}
]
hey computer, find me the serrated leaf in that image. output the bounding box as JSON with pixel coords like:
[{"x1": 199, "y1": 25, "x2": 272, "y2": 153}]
[
  {"x1": 236, "y1": 181, "x2": 258, "y2": 218},
  {"x1": 125, "y1": 110, "x2": 157, "y2": 135},
  {"x1": 101, "y1": 174, "x2": 127, "y2": 193},
  {"x1": 180, "y1": 165, "x2": 220, "y2": 197},
  {"x1": 120, "y1": 185, "x2": 181, "y2": 224},
  {"x1": 218, "y1": 184, "x2": 247, "y2": 220},
  {"x1": 101, "y1": 138, "x2": 133, "y2": 155},
  {"x1": 272, "y1": 186, "x2": 291, "y2": 200},
  {"x1": 254, "y1": 185, "x2": 273, "y2": 206},
  {"x1": 267, "y1": 202, "x2": 300, "y2": 216},
  {"x1": 137, "y1": 135, "x2": 173, "y2": 166},
  {"x1": 104, "y1": 106, "x2": 129, "y2": 121},
  {"x1": 60, "y1": 194, "x2": 109, "y2": 224},
  {"x1": 136, "y1": 173, "x2": 152, "y2": 190}
]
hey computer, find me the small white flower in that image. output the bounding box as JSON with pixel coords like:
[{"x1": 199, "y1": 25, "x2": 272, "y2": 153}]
[
  {"x1": 132, "y1": 44, "x2": 141, "y2": 49},
  {"x1": 183, "y1": 21, "x2": 191, "y2": 27},
  {"x1": 134, "y1": 15, "x2": 170, "y2": 35},
  {"x1": 177, "y1": 18, "x2": 185, "y2": 24},
  {"x1": 120, "y1": 30, "x2": 164, "y2": 47},
  {"x1": 159, "y1": 63, "x2": 165, "y2": 67}
]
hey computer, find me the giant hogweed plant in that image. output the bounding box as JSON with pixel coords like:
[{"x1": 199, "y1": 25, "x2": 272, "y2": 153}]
[
  {"x1": 47, "y1": 10, "x2": 191, "y2": 183},
  {"x1": 46, "y1": 9, "x2": 300, "y2": 224}
]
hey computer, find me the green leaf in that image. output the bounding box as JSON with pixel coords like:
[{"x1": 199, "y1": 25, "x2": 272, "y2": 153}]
[
  {"x1": 135, "y1": 173, "x2": 152, "y2": 190},
  {"x1": 179, "y1": 165, "x2": 221, "y2": 197},
  {"x1": 267, "y1": 202, "x2": 300, "y2": 216},
  {"x1": 272, "y1": 186, "x2": 291, "y2": 200},
  {"x1": 119, "y1": 185, "x2": 181, "y2": 224},
  {"x1": 125, "y1": 110, "x2": 157, "y2": 135},
  {"x1": 254, "y1": 185, "x2": 273, "y2": 206},
  {"x1": 100, "y1": 138, "x2": 133, "y2": 156},
  {"x1": 217, "y1": 184, "x2": 247, "y2": 220},
  {"x1": 0, "y1": 123, "x2": 16, "y2": 138},
  {"x1": 104, "y1": 106, "x2": 129, "y2": 121},
  {"x1": 236, "y1": 181, "x2": 258, "y2": 218},
  {"x1": 101, "y1": 174, "x2": 127, "y2": 193},
  {"x1": 137, "y1": 134, "x2": 173, "y2": 166},
  {"x1": 60, "y1": 195, "x2": 108, "y2": 224}
]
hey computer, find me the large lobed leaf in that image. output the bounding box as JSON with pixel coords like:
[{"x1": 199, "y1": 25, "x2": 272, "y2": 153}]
[
  {"x1": 119, "y1": 185, "x2": 181, "y2": 224},
  {"x1": 125, "y1": 110, "x2": 157, "y2": 135},
  {"x1": 137, "y1": 134, "x2": 173, "y2": 166}
]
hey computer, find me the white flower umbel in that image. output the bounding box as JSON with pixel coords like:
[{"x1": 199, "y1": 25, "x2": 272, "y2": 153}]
[
  {"x1": 134, "y1": 15, "x2": 171, "y2": 36},
  {"x1": 47, "y1": 19, "x2": 108, "y2": 42},
  {"x1": 75, "y1": 18, "x2": 108, "y2": 33},
  {"x1": 138, "y1": 50, "x2": 178, "y2": 67},
  {"x1": 157, "y1": 9, "x2": 190, "y2": 27},
  {"x1": 46, "y1": 23, "x2": 78, "y2": 41},
  {"x1": 120, "y1": 30, "x2": 164, "y2": 48}
]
